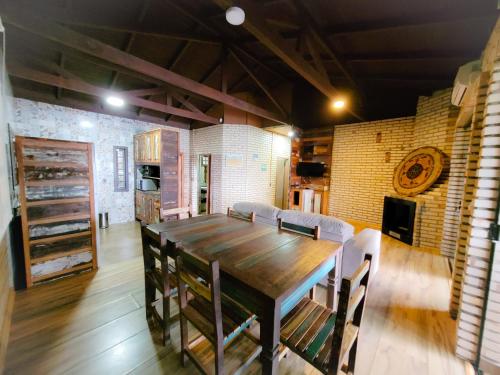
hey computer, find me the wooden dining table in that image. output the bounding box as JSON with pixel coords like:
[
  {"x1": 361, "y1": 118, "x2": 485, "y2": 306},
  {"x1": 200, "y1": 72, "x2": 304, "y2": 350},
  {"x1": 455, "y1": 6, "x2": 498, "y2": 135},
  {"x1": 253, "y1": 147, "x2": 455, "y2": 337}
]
[{"x1": 146, "y1": 213, "x2": 342, "y2": 374}]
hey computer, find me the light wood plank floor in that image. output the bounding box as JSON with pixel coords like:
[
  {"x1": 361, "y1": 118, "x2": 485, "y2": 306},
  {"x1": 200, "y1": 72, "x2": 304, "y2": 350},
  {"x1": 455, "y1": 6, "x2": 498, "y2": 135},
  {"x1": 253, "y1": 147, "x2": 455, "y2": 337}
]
[{"x1": 5, "y1": 221, "x2": 472, "y2": 375}]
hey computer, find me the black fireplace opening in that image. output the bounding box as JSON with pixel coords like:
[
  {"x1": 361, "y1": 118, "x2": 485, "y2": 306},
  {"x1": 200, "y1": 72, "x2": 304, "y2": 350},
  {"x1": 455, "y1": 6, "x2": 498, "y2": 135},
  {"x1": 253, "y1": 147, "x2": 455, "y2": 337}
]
[{"x1": 382, "y1": 196, "x2": 416, "y2": 245}]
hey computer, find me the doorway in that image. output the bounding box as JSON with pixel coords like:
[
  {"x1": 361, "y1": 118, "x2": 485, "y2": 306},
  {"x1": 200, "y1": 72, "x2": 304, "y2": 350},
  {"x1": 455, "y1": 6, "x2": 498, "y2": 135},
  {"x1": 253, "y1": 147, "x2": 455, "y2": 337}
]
[
  {"x1": 274, "y1": 157, "x2": 290, "y2": 209},
  {"x1": 198, "y1": 154, "x2": 211, "y2": 215}
]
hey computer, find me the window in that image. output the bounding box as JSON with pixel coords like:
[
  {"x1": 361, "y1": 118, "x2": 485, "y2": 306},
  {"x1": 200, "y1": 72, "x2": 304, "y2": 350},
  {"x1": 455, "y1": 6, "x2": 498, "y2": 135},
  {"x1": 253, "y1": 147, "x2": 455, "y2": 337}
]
[{"x1": 113, "y1": 146, "x2": 128, "y2": 192}]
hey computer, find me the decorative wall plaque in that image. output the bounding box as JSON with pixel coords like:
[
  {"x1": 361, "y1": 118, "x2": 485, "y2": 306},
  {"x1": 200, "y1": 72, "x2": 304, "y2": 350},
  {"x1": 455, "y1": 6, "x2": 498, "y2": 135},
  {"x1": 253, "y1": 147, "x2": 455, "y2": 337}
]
[{"x1": 393, "y1": 146, "x2": 445, "y2": 196}]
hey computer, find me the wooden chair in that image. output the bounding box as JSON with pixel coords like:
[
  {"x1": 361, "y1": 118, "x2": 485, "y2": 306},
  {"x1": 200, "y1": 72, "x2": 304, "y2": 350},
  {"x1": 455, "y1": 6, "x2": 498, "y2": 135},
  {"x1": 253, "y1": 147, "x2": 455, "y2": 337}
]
[
  {"x1": 227, "y1": 207, "x2": 256, "y2": 222},
  {"x1": 279, "y1": 254, "x2": 372, "y2": 375},
  {"x1": 141, "y1": 223, "x2": 178, "y2": 345},
  {"x1": 278, "y1": 217, "x2": 320, "y2": 299},
  {"x1": 161, "y1": 206, "x2": 192, "y2": 221},
  {"x1": 278, "y1": 218, "x2": 320, "y2": 240},
  {"x1": 175, "y1": 249, "x2": 262, "y2": 374}
]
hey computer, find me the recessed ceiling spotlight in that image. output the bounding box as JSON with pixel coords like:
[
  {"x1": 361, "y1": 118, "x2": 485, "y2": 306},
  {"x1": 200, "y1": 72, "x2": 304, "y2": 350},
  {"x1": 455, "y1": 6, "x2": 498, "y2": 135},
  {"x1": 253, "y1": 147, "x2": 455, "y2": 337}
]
[
  {"x1": 226, "y1": 6, "x2": 245, "y2": 26},
  {"x1": 287, "y1": 130, "x2": 295, "y2": 137},
  {"x1": 331, "y1": 99, "x2": 345, "y2": 110},
  {"x1": 106, "y1": 96, "x2": 125, "y2": 107}
]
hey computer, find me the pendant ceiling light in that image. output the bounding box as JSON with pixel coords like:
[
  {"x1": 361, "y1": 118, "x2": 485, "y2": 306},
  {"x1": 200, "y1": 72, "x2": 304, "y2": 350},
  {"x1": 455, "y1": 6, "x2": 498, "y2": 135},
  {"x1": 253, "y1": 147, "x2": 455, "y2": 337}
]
[{"x1": 226, "y1": 6, "x2": 245, "y2": 26}]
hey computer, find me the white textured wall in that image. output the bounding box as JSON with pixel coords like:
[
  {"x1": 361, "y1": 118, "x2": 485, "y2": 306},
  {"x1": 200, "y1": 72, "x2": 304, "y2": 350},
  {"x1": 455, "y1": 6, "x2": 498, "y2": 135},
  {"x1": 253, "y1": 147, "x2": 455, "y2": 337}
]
[
  {"x1": 190, "y1": 124, "x2": 290, "y2": 214},
  {"x1": 0, "y1": 68, "x2": 13, "y2": 236},
  {"x1": 11, "y1": 98, "x2": 191, "y2": 224}
]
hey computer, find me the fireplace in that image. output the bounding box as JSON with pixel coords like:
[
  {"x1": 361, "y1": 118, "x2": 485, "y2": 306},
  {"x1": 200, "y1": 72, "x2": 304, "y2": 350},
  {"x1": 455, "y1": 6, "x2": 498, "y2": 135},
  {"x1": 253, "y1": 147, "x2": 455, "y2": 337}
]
[{"x1": 382, "y1": 196, "x2": 416, "y2": 245}]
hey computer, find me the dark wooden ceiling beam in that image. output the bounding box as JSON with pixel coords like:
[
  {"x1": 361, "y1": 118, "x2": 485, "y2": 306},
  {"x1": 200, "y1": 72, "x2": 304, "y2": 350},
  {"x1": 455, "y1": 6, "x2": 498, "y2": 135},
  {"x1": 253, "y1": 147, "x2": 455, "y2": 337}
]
[
  {"x1": 122, "y1": 87, "x2": 168, "y2": 97},
  {"x1": 169, "y1": 89, "x2": 204, "y2": 114},
  {"x1": 12, "y1": 85, "x2": 190, "y2": 129},
  {"x1": 304, "y1": 32, "x2": 328, "y2": 80},
  {"x1": 8, "y1": 64, "x2": 219, "y2": 124},
  {"x1": 291, "y1": 1, "x2": 362, "y2": 97},
  {"x1": 322, "y1": 14, "x2": 496, "y2": 37},
  {"x1": 142, "y1": 37, "x2": 193, "y2": 118},
  {"x1": 109, "y1": 1, "x2": 151, "y2": 89},
  {"x1": 212, "y1": 0, "x2": 338, "y2": 99},
  {"x1": 55, "y1": 52, "x2": 65, "y2": 99},
  {"x1": 229, "y1": 48, "x2": 288, "y2": 118},
  {"x1": 2, "y1": 11, "x2": 286, "y2": 124}
]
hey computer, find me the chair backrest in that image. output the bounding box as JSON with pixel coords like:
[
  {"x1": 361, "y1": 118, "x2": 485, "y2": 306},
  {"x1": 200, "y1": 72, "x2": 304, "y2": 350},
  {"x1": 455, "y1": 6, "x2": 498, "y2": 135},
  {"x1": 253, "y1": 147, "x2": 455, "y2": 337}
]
[
  {"x1": 175, "y1": 249, "x2": 224, "y2": 346},
  {"x1": 227, "y1": 207, "x2": 256, "y2": 222},
  {"x1": 327, "y1": 254, "x2": 372, "y2": 374},
  {"x1": 161, "y1": 206, "x2": 192, "y2": 221},
  {"x1": 277, "y1": 218, "x2": 320, "y2": 240}
]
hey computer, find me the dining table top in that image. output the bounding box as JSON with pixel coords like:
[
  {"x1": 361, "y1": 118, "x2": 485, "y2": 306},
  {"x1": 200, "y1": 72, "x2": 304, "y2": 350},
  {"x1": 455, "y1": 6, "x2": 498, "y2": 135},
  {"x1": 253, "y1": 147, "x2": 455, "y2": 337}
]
[{"x1": 147, "y1": 213, "x2": 341, "y2": 303}]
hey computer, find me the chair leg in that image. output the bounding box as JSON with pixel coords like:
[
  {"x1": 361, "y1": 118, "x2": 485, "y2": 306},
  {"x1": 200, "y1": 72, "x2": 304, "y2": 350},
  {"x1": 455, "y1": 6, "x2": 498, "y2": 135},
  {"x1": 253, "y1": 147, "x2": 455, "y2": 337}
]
[
  {"x1": 309, "y1": 285, "x2": 316, "y2": 300},
  {"x1": 214, "y1": 342, "x2": 224, "y2": 375},
  {"x1": 162, "y1": 260, "x2": 171, "y2": 345},
  {"x1": 161, "y1": 294, "x2": 170, "y2": 345},
  {"x1": 179, "y1": 313, "x2": 189, "y2": 367},
  {"x1": 144, "y1": 276, "x2": 155, "y2": 322},
  {"x1": 348, "y1": 337, "x2": 358, "y2": 373}
]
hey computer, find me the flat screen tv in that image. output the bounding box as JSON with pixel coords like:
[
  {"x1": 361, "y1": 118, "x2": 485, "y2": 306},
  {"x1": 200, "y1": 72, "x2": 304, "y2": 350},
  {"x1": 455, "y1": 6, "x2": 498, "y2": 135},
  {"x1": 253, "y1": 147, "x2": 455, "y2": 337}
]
[{"x1": 296, "y1": 162, "x2": 325, "y2": 177}]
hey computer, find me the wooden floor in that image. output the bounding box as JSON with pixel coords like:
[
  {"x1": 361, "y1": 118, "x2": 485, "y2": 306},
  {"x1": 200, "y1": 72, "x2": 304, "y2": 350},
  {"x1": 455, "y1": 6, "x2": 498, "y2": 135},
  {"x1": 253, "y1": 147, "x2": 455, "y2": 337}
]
[{"x1": 5, "y1": 221, "x2": 471, "y2": 375}]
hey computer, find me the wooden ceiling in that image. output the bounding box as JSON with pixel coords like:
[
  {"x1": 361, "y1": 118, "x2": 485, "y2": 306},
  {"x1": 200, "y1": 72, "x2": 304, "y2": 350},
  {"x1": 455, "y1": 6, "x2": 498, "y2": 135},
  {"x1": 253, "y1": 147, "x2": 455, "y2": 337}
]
[{"x1": 1, "y1": 0, "x2": 498, "y2": 130}]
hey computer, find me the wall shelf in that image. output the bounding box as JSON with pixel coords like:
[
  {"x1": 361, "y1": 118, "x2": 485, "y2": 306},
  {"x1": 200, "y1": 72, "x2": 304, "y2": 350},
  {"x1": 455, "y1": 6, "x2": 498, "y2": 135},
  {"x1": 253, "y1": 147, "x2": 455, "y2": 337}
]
[
  {"x1": 26, "y1": 197, "x2": 90, "y2": 207},
  {"x1": 29, "y1": 230, "x2": 91, "y2": 245}
]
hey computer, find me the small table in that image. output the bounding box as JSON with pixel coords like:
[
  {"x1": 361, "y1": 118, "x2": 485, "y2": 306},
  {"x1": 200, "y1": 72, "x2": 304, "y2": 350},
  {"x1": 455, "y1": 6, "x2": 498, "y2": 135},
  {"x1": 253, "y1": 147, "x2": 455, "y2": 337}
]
[{"x1": 147, "y1": 214, "x2": 342, "y2": 374}]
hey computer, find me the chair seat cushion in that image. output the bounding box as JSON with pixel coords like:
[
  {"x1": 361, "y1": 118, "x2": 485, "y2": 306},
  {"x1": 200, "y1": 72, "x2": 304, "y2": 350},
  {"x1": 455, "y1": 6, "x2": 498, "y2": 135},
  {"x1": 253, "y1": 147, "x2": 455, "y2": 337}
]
[
  {"x1": 278, "y1": 210, "x2": 354, "y2": 243},
  {"x1": 233, "y1": 202, "x2": 280, "y2": 225}
]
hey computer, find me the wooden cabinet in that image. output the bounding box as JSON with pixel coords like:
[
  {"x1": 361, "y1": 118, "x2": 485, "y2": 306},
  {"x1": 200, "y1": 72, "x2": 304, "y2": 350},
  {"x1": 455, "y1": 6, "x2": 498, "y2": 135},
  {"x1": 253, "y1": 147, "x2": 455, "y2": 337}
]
[
  {"x1": 134, "y1": 128, "x2": 179, "y2": 224},
  {"x1": 134, "y1": 130, "x2": 162, "y2": 164},
  {"x1": 135, "y1": 190, "x2": 160, "y2": 224},
  {"x1": 16, "y1": 136, "x2": 98, "y2": 287}
]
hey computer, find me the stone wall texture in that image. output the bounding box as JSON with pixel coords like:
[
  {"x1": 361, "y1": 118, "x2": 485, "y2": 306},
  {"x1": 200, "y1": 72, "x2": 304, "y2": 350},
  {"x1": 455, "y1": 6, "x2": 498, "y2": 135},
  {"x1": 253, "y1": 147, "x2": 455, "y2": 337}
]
[{"x1": 11, "y1": 98, "x2": 191, "y2": 224}]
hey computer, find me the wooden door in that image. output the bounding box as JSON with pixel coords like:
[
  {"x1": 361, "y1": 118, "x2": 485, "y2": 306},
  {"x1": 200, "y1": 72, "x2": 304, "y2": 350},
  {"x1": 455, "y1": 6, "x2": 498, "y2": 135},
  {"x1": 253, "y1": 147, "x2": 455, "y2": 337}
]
[{"x1": 160, "y1": 130, "x2": 179, "y2": 212}]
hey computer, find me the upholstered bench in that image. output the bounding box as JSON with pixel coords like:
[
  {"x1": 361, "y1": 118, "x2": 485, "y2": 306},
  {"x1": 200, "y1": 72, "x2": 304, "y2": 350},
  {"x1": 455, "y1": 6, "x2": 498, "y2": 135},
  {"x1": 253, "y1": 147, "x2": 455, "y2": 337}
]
[
  {"x1": 277, "y1": 210, "x2": 354, "y2": 243},
  {"x1": 342, "y1": 228, "x2": 381, "y2": 280},
  {"x1": 233, "y1": 202, "x2": 280, "y2": 226}
]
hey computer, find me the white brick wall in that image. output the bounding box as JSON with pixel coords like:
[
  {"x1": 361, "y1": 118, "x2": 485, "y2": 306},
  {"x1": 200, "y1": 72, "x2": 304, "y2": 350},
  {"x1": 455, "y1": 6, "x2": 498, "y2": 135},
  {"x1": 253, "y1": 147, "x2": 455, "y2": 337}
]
[{"x1": 190, "y1": 124, "x2": 290, "y2": 214}]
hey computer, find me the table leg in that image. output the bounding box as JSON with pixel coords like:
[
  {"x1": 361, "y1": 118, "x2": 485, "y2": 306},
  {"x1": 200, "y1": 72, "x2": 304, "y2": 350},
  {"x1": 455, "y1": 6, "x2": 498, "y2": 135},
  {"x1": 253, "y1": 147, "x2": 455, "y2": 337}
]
[
  {"x1": 261, "y1": 301, "x2": 280, "y2": 375},
  {"x1": 327, "y1": 262, "x2": 338, "y2": 310}
]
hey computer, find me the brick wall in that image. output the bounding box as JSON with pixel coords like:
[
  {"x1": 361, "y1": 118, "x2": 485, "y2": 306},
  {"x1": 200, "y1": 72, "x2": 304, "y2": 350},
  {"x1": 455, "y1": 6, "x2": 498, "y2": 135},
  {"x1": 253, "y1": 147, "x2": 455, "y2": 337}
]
[
  {"x1": 328, "y1": 117, "x2": 415, "y2": 224},
  {"x1": 441, "y1": 124, "x2": 472, "y2": 258},
  {"x1": 450, "y1": 73, "x2": 489, "y2": 320},
  {"x1": 328, "y1": 89, "x2": 458, "y2": 251},
  {"x1": 414, "y1": 88, "x2": 459, "y2": 249},
  {"x1": 190, "y1": 124, "x2": 290, "y2": 214},
  {"x1": 190, "y1": 125, "x2": 224, "y2": 214}
]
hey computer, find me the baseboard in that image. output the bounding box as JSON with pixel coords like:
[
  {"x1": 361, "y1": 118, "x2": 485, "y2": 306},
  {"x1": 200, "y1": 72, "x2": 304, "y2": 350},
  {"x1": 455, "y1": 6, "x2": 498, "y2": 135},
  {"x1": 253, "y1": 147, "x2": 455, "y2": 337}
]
[{"x1": 0, "y1": 287, "x2": 14, "y2": 373}]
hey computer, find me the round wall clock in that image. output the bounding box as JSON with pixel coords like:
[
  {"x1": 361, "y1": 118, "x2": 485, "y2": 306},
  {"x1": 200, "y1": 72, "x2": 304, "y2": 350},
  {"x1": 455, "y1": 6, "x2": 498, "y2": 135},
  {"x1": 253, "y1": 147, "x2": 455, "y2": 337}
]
[{"x1": 393, "y1": 146, "x2": 445, "y2": 196}]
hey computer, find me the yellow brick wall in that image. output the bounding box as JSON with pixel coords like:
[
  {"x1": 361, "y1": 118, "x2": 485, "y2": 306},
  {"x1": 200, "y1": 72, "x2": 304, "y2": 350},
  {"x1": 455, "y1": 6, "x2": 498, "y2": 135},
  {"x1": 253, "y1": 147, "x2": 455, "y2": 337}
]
[
  {"x1": 328, "y1": 117, "x2": 415, "y2": 224},
  {"x1": 328, "y1": 89, "x2": 458, "y2": 250},
  {"x1": 414, "y1": 88, "x2": 459, "y2": 249}
]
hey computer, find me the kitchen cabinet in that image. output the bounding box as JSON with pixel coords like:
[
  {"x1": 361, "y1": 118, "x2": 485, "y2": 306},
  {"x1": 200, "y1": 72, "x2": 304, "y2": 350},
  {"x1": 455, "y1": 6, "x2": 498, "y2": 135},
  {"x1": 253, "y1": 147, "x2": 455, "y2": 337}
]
[
  {"x1": 134, "y1": 130, "x2": 162, "y2": 164},
  {"x1": 134, "y1": 128, "x2": 180, "y2": 224}
]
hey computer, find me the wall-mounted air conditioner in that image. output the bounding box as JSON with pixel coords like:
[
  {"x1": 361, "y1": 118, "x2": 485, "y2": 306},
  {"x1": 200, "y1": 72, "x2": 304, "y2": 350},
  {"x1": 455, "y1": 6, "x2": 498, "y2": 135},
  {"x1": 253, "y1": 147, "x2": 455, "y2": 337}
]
[{"x1": 451, "y1": 60, "x2": 481, "y2": 106}]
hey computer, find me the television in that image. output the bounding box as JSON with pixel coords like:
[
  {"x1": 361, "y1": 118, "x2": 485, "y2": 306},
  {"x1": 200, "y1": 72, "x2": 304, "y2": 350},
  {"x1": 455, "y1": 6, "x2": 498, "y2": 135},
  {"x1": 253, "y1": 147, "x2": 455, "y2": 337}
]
[{"x1": 296, "y1": 162, "x2": 325, "y2": 177}]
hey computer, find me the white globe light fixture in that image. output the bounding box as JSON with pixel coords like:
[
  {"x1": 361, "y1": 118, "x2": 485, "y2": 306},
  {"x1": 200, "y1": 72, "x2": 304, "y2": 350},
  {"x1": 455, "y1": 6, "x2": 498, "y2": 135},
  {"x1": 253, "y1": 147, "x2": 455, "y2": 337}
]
[{"x1": 226, "y1": 6, "x2": 245, "y2": 26}]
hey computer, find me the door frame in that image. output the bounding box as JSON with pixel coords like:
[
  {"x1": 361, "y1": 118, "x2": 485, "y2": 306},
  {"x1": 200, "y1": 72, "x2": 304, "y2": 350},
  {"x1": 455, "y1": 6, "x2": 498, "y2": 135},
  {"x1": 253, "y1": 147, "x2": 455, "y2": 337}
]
[{"x1": 198, "y1": 154, "x2": 211, "y2": 215}]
